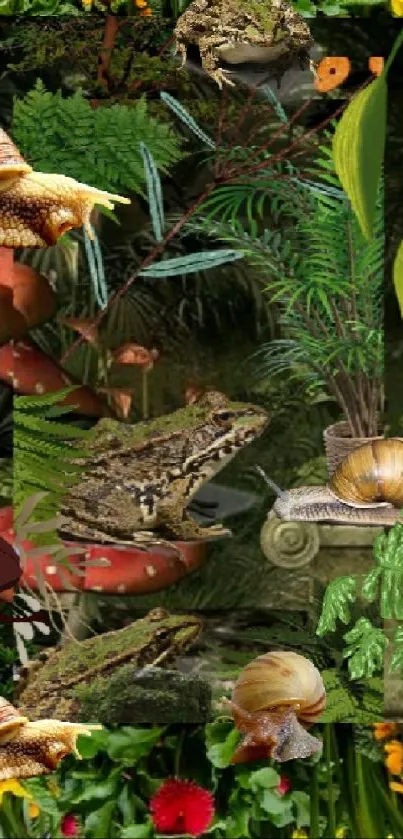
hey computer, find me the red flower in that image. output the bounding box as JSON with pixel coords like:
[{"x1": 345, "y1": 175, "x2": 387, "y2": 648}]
[
  {"x1": 150, "y1": 778, "x2": 215, "y2": 837},
  {"x1": 61, "y1": 813, "x2": 79, "y2": 837},
  {"x1": 277, "y1": 776, "x2": 291, "y2": 795}
]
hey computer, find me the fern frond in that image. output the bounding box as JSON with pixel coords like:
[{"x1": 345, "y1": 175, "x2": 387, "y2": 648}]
[{"x1": 14, "y1": 391, "x2": 93, "y2": 545}]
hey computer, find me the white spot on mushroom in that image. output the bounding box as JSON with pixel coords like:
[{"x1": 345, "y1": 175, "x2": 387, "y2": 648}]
[
  {"x1": 46, "y1": 566, "x2": 57, "y2": 575},
  {"x1": 35, "y1": 382, "x2": 46, "y2": 394},
  {"x1": 145, "y1": 565, "x2": 158, "y2": 577},
  {"x1": 91, "y1": 585, "x2": 103, "y2": 592},
  {"x1": 117, "y1": 584, "x2": 126, "y2": 593}
]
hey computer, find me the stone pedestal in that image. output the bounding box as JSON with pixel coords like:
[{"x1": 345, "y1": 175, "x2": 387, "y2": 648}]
[{"x1": 259, "y1": 510, "x2": 382, "y2": 610}]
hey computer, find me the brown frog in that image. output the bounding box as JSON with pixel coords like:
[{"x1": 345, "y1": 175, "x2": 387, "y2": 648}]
[
  {"x1": 174, "y1": 0, "x2": 313, "y2": 88},
  {"x1": 59, "y1": 391, "x2": 269, "y2": 548}
]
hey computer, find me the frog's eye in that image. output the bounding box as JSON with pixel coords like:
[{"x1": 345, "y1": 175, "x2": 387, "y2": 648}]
[
  {"x1": 314, "y1": 56, "x2": 351, "y2": 93},
  {"x1": 214, "y1": 409, "x2": 235, "y2": 425}
]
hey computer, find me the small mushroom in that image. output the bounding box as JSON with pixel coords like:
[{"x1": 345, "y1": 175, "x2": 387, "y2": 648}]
[{"x1": 112, "y1": 343, "x2": 159, "y2": 371}]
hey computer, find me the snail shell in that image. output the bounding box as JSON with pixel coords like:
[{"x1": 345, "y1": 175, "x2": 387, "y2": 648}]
[
  {"x1": 329, "y1": 438, "x2": 403, "y2": 508},
  {"x1": 227, "y1": 651, "x2": 325, "y2": 764},
  {"x1": 233, "y1": 651, "x2": 326, "y2": 722},
  {"x1": 0, "y1": 129, "x2": 32, "y2": 192},
  {"x1": 0, "y1": 697, "x2": 29, "y2": 745}
]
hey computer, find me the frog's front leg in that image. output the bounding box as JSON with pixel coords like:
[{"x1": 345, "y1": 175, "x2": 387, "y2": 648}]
[
  {"x1": 198, "y1": 36, "x2": 236, "y2": 88},
  {"x1": 159, "y1": 496, "x2": 231, "y2": 541}
]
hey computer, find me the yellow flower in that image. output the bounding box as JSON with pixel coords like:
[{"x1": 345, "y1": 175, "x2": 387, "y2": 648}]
[
  {"x1": 391, "y1": 0, "x2": 403, "y2": 14},
  {"x1": 29, "y1": 802, "x2": 40, "y2": 818},
  {"x1": 385, "y1": 740, "x2": 403, "y2": 775},
  {"x1": 292, "y1": 832, "x2": 308, "y2": 839},
  {"x1": 374, "y1": 722, "x2": 399, "y2": 741},
  {"x1": 0, "y1": 779, "x2": 32, "y2": 804},
  {"x1": 335, "y1": 829, "x2": 346, "y2": 838},
  {"x1": 390, "y1": 780, "x2": 403, "y2": 794}
]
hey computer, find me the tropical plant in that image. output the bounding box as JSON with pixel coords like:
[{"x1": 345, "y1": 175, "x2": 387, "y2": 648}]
[
  {"x1": 187, "y1": 140, "x2": 384, "y2": 438},
  {"x1": 317, "y1": 521, "x2": 403, "y2": 688}
]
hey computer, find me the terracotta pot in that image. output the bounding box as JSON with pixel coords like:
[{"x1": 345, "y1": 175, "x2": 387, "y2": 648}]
[{"x1": 323, "y1": 420, "x2": 385, "y2": 477}]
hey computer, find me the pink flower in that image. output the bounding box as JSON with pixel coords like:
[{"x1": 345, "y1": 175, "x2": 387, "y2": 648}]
[
  {"x1": 150, "y1": 778, "x2": 215, "y2": 837},
  {"x1": 277, "y1": 776, "x2": 291, "y2": 795},
  {"x1": 61, "y1": 813, "x2": 79, "y2": 837}
]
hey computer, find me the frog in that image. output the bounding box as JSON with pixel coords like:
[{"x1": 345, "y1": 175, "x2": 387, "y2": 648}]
[
  {"x1": 15, "y1": 608, "x2": 202, "y2": 722},
  {"x1": 173, "y1": 0, "x2": 313, "y2": 88},
  {"x1": 59, "y1": 390, "x2": 269, "y2": 548}
]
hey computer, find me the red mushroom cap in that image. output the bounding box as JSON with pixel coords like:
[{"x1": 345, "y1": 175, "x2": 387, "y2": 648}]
[{"x1": 0, "y1": 339, "x2": 115, "y2": 417}]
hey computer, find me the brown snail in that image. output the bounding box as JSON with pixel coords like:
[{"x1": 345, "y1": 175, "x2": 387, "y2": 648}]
[
  {"x1": 224, "y1": 651, "x2": 325, "y2": 764},
  {"x1": 258, "y1": 438, "x2": 403, "y2": 527},
  {"x1": 0, "y1": 696, "x2": 101, "y2": 780},
  {"x1": 0, "y1": 128, "x2": 130, "y2": 248}
]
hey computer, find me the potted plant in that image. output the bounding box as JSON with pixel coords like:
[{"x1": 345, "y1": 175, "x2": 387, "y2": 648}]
[{"x1": 196, "y1": 140, "x2": 384, "y2": 476}]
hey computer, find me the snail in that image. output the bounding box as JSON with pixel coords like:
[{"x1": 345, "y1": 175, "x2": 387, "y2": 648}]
[
  {"x1": 257, "y1": 438, "x2": 403, "y2": 527},
  {"x1": 224, "y1": 651, "x2": 325, "y2": 763},
  {"x1": 0, "y1": 696, "x2": 101, "y2": 780},
  {"x1": 0, "y1": 128, "x2": 130, "y2": 248}
]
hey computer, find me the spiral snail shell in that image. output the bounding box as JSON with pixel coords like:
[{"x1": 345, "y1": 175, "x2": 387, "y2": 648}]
[
  {"x1": 225, "y1": 651, "x2": 326, "y2": 763},
  {"x1": 0, "y1": 128, "x2": 130, "y2": 248},
  {"x1": 0, "y1": 696, "x2": 28, "y2": 745},
  {"x1": 0, "y1": 695, "x2": 101, "y2": 780},
  {"x1": 259, "y1": 439, "x2": 403, "y2": 526},
  {"x1": 329, "y1": 438, "x2": 403, "y2": 508}
]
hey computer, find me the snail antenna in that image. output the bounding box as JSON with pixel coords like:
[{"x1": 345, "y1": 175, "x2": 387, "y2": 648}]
[{"x1": 255, "y1": 466, "x2": 288, "y2": 501}]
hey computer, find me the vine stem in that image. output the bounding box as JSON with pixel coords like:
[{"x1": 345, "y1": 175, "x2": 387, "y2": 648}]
[
  {"x1": 97, "y1": 14, "x2": 120, "y2": 89},
  {"x1": 60, "y1": 182, "x2": 216, "y2": 364}
]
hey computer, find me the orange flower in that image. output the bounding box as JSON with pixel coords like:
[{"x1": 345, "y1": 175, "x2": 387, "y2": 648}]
[
  {"x1": 368, "y1": 56, "x2": 384, "y2": 77},
  {"x1": 390, "y1": 780, "x2": 403, "y2": 794},
  {"x1": 313, "y1": 56, "x2": 351, "y2": 93},
  {"x1": 385, "y1": 741, "x2": 403, "y2": 776},
  {"x1": 374, "y1": 722, "x2": 399, "y2": 741}
]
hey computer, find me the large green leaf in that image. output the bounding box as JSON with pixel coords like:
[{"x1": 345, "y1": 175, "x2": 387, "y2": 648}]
[{"x1": 332, "y1": 75, "x2": 387, "y2": 241}]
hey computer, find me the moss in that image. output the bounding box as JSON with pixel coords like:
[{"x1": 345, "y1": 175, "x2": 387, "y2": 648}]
[
  {"x1": 233, "y1": 0, "x2": 277, "y2": 33},
  {"x1": 74, "y1": 666, "x2": 212, "y2": 724}
]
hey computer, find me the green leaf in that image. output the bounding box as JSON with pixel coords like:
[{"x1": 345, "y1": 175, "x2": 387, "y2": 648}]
[
  {"x1": 291, "y1": 790, "x2": 311, "y2": 827},
  {"x1": 393, "y1": 240, "x2": 403, "y2": 318},
  {"x1": 160, "y1": 92, "x2": 216, "y2": 149},
  {"x1": 84, "y1": 800, "x2": 116, "y2": 839},
  {"x1": 139, "y1": 142, "x2": 165, "y2": 242},
  {"x1": 316, "y1": 576, "x2": 357, "y2": 635},
  {"x1": 343, "y1": 618, "x2": 387, "y2": 679},
  {"x1": 139, "y1": 250, "x2": 244, "y2": 278},
  {"x1": 106, "y1": 726, "x2": 165, "y2": 763},
  {"x1": 332, "y1": 76, "x2": 387, "y2": 240},
  {"x1": 248, "y1": 767, "x2": 280, "y2": 790},
  {"x1": 205, "y1": 721, "x2": 240, "y2": 768},
  {"x1": 120, "y1": 825, "x2": 153, "y2": 838}
]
